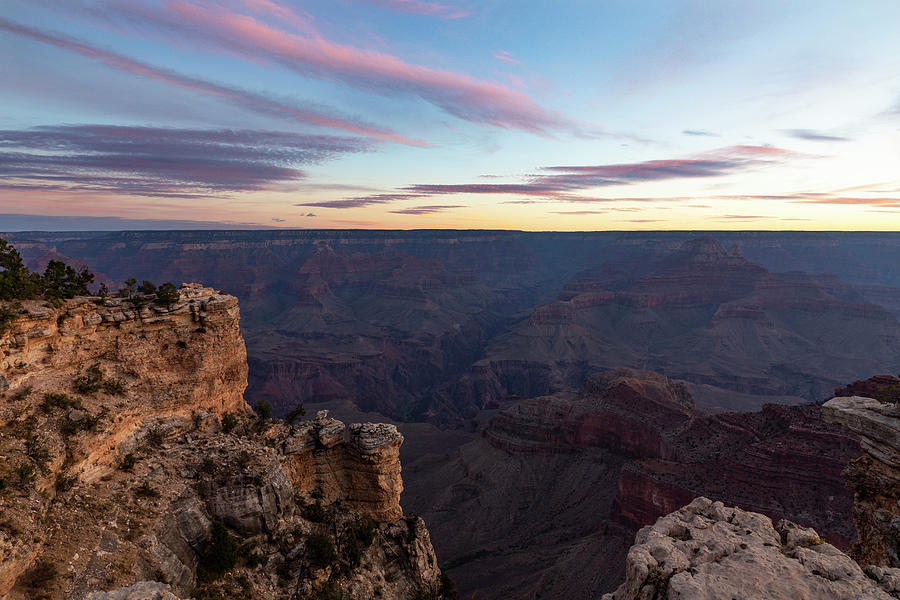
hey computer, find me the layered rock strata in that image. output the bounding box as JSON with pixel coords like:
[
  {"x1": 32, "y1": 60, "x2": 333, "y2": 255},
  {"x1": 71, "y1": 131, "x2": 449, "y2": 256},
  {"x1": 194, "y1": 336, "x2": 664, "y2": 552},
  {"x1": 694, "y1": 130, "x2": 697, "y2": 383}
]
[
  {"x1": 282, "y1": 411, "x2": 405, "y2": 521},
  {"x1": 0, "y1": 287, "x2": 449, "y2": 600},
  {"x1": 604, "y1": 497, "x2": 900, "y2": 600},
  {"x1": 823, "y1": 395, "x2": 900, "y2": 567}
]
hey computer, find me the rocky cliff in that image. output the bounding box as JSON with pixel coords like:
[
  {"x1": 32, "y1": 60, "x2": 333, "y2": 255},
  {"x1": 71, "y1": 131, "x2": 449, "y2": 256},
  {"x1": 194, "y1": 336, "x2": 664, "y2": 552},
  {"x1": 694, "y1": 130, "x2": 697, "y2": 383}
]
[
  {"x1": 604, "y1": 497, "x2": 900, "y2": 600},
  {"x1": 0, "y1": 287, "x2": 451, "y2": 600},
  {"x1": 823, "y1": 395, "x2": 900, "y2": 568}
]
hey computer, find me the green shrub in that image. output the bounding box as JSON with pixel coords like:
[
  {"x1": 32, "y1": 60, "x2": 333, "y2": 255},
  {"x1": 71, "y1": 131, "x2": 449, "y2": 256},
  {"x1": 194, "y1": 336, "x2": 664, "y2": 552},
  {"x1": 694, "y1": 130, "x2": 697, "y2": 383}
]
[
  {"x1": 22, "y1": 559, "x2": 57, "y2": 589},
  {"x1": 0, "y1": 240, "x2": 40, "y2": 301},
  {"x1": 55, "y1": 473, "x2": 76, "y2": 492},
  {"x1": 439, "y1": 572, "x2": 459, "y2": 600},
  {"x1": 155, "y1": 282, "x2": 180, "y2": 308},
  {"x1": 15, "y1": 462, "x2": 35, "y2": 485},
  {"x1": 798, "y1": 535, "x2": 825, "y2": 548},
  {"x1": 42, "y1": 260, "x2": 94, "y2": 300},
  {"x1": 120, "y1": 453, "x2": 137, "y2": 472},
  {"x1": 254, "y1": 400, "x2": 272, "y2": 420},
  {"x1": 60, "y1": 411, "x2": 101, "y2": 436},
  {"x1": 41, "y1": 392, "x2": 82, "y2": 411},
  {"x1": 137, "y1": 280, "x2": 157, "y2": 296},
  {"x1": 73, "y1": 364, "x2": 104, "y2": 394},
  {"x1": 343, "y1": 530, "x2": 361, "y2": 568},
  {"x1": 25, "y1": 437, "x2": 50, "y2": 468},
  {"x1": 197, "y1": 521, "x2": 240, "y2": 582},
  {"x1": 102, "y1": 378, "x2": 126, "y2": 396},
  {"x1": 146, "y1": 427, "x2": 165, "y2": 446},
  {"x1": 306, "y1": 534, "x2": 337, "y2": 569},
  {"x1": 355, "y1": 516, "x2": 377, "y2": 547},
  {"x1": 302, "y1": 499, "x2": 326, "y2": 523},
  {"x1": 134, "y1": 480, "x2": 160, "y2": 498},
  {"x1": 221, "y1": 412, "x2": 238, "y2": 434},
  {"x1": 286, "y1": 403, "x2": 306, "y2": 424},
  {"x1": 0, "y1": 303, "x2": 19, "y2": 335},
  {"x1": 316, "y1": 581, "x2": 344, "y2": 600}
]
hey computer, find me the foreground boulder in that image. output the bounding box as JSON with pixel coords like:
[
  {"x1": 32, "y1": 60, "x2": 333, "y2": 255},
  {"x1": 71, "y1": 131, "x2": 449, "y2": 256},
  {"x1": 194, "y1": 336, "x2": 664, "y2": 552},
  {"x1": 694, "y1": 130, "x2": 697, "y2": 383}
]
[{"x1": 604, "y1": 497, "x2": 900, "y2": 600}]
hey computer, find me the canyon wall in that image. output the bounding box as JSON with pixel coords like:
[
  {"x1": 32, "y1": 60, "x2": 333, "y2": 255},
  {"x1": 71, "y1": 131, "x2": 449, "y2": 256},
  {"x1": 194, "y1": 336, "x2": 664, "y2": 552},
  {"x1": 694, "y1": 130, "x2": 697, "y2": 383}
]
[
  {"x1": 407, "y1": 368, "x2": 860, "y2": 599},
  {"x1": 10, "y1": 230, "x2": 900, "y2": 422},
  {"x1": 823, "y1": 395, "x2": 900, "y2": 568}
]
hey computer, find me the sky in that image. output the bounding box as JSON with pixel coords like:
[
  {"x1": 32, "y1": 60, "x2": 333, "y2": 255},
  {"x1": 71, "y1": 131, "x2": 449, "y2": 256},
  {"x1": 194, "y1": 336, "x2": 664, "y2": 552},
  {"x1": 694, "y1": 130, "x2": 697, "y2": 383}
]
[{"x1": 1, "y1": 1, "x2": 899, "y2": 231}]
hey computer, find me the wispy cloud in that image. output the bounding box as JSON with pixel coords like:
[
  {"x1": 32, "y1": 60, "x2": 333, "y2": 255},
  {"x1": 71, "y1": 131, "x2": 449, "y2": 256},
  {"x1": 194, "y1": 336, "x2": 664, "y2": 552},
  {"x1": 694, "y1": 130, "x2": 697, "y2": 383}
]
[
  {"x1": 682, "y1": 129, "x2": 718, "y2": 137},
  {"x1": 790, "y1": 196, "x2": 900, "y2": 206},
  {"x1": 0, "y1": 213, "x2": 279, "y2": 231},
  {"x1": 401, "y1": 145, "x2": 793, "y2": 200},
  {"x1": 79, "y1": 1, "x2": 571, "y2": 134},
  {"x1": 389, "y1": 204, "x2": 467, "y2": 214},
  {"x1": 782, "y1": 128, "x2": 849, "y2": 142},
  {"x1": 0, "y1": 18, "x2": 420, "y2": 146},
  {"x1": 0, "y1": 124, "x2": 368, "y2": 198},
  {"x1": 355, "y1": 0, "x2": 471, "y2": 19},
  {"x1": 493, "y1": 50, "x2": 520, "y2": 65},
  {"x1": 295, "y1": 193, "x2": 428, "y2": 209}
]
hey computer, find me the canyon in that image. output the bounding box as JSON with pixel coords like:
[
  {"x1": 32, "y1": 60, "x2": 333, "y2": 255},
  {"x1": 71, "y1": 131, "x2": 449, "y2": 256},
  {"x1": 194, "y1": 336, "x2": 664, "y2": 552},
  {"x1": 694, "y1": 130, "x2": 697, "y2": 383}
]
[
  {"x1": 0, "y1": 285, "x2": 451, "y2": 599},
  {"x1": 7, "y1": 230, "x2": 900, "y2": 422},
  {"x1": 404, "y1": 368, "x2": 861, "y2": 598},
  {"x1": 5, "y1": 229, "x2": 900, "y2": 598}
]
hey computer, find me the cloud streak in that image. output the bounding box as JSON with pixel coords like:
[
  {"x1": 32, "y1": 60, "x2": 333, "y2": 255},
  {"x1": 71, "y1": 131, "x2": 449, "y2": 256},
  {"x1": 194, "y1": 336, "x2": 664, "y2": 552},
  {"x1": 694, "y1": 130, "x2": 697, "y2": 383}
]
[
  {"x1": 295, "y1": 193, "x2": 429, "y2": 209},
  {"x1": 389, "y1": 204, "x2": 467, "y2": 214},
  {"x1": 400, "y1": 145, "x2": 792, "y2": 200},
  {"x1": 0, "y1": 17, "x2": 420, "y2": 145},
  {"x1": 783, "y1": 128, "x2": 849, "y2": 142},
  {"x1": 493, "y1": 50, "x2": 520, "y2": 65},
  {"x1": 356, "y1": 0, "x2": 470, "y2": 19},
  {"x1": 81, "y1": 1, "x2": 571, "y2": 134},
  {"x1": 0, "y1": 124, "x2": 369, "y2": 198}
]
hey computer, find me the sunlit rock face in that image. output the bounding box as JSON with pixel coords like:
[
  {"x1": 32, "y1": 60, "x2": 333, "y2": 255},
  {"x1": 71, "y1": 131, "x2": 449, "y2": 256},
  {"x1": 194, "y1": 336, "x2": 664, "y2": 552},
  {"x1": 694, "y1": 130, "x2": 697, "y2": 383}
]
[{"x1": 0, "y1": 287, "x2": 449, "y2": 600}]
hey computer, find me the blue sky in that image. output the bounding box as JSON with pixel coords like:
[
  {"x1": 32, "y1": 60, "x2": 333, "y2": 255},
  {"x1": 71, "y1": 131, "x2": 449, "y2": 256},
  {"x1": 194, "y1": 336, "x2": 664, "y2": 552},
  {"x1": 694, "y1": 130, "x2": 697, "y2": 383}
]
[{"x1": 1, "y1": 0, "x2": 899, "y2": 230}]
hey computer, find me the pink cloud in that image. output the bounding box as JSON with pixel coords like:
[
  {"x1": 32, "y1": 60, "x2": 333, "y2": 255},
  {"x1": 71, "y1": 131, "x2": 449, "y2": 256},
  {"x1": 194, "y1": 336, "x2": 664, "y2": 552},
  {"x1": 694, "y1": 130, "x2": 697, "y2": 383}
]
[
  {"x1": 356, "y1": 0, "x2": 471, "y2": 19},
  {"x1": 238, "y1": 0, "x2": 318, "y2": 35},
  {"x1": 89, "y1": 1, "x2": 570, "y2": 134},
  {"x1": 493, "y1": 50, "x2": 520, "y2": 65},
  {"x1": 0, "y1": 18, "x2": 422, "y2": 146}
]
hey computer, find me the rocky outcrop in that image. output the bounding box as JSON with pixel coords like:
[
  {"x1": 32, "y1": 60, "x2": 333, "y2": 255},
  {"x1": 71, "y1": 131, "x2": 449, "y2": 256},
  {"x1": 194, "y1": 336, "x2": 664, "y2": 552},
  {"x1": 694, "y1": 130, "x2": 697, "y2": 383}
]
[
  {"x1": 281, "y1": 410, "x2": 405, "y2": 522},
  {"x1": 0, "y1": 287, "x2": 450, "y2": 600},
  {"x1": 85, "y1": 582, "x2": 181, "y2": 600},
  {"x1": 823, "y1": 395, "x2": 900, "y2": 567},
  {"x1": 604, "y1": 497, "x2": 900, "y2": 600},
  {"x1": 0, "y1": 283, "x2": 249, "y2": 431}
]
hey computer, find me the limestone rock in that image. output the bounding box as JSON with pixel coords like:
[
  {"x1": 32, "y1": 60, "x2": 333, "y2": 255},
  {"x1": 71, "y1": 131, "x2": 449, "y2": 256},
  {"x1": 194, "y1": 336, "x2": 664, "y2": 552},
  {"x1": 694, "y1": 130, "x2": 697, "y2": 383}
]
[
  {"x1": 85, "y1": 582, "x2": 181, "y2": 600},
  {"x1": 603, "y1": 497, "x2": 898, "y2": 600},
  {"x1": 208, "y1": 452, "x2": 295, "y2": 536}
]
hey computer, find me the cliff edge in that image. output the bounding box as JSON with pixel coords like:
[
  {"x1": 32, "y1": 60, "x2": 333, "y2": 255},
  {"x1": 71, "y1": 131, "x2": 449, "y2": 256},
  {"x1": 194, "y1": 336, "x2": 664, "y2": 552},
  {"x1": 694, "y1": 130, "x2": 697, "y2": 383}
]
[
  {"x1": 0, "y1": 285, "x2": 452, "y2": 600},
  {"x1": 823, "y1": 395, "x2": 900, "y2": 567}
]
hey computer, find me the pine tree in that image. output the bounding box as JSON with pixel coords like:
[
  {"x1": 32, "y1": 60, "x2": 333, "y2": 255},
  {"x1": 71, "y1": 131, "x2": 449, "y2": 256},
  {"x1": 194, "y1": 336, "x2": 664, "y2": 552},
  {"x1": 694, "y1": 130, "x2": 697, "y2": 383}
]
[{"x1": 0, "y1": 239, "x2": 39, "y2": 300}]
